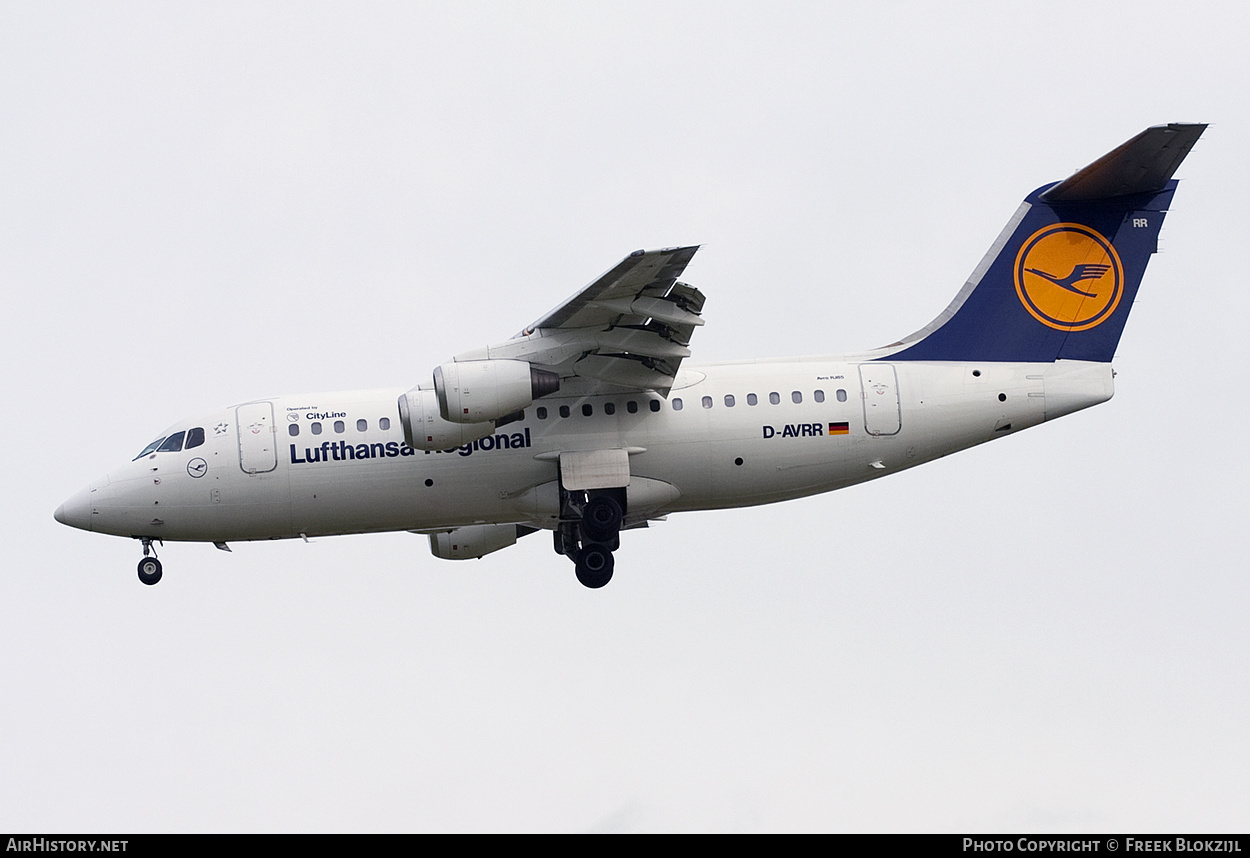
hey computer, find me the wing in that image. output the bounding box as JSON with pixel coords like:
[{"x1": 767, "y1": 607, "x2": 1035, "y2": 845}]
[{"x1": 452, "y1": 246, "x2": 705, "y2": 394}]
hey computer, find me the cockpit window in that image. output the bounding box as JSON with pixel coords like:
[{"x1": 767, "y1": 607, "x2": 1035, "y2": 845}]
[
  {"x1": 133, "y1": 426, "x2": 206, "y2": 460},
  {"x1": 134, "y1": 438, "x2": 166, "y2": 460}
]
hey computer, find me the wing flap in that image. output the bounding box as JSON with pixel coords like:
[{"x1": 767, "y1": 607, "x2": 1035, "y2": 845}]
[
  {"x1": 571, "y1": 354, "x2": 676, "y2": 390},
  {"x1": 592, "y1": 327, "x2": 692, "y2": 360},
  {"x1": 590, "y1": 294, "x2": 705, "y2": 329}
]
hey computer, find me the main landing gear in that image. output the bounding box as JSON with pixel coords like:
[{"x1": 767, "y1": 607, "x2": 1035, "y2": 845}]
[
  {"x1": 555, "y1": 491, "x2": 624, "y2": 589},
  {"x1": 136, "y1": 537, "x2": 163, "y2": 585}
]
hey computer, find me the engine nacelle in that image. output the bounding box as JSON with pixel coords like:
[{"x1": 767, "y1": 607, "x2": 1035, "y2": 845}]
[
  {"x1": 429, "y1": 524, "x2": 522, "y2": 560},
  {"x1": 434, "y1": 359, "x2": 560, "y2": 424},
  {"x1": 397, "y1": 388, "x2": 496, "y2": 451}
]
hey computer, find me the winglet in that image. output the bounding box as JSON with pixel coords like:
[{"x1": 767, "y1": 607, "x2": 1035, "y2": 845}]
[{"x1": 1041, "y1": 123, "x2": 1206, "y2": 202}]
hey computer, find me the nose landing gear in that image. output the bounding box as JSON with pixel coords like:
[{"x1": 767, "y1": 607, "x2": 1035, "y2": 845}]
[{"x1": 136, "y1": 538, "x2": 163, "y2": 585}]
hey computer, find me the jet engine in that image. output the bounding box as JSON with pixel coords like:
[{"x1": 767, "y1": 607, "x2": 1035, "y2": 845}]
[
  {"x1": 428, "y1": 524, "x2": 534, "y2": 560},
  {"x1": 434, "y1": 359, "x2": 560, "y2": 424},
  {"x1": 397, "y1": 388, "x2": 497, "y2": 451}
]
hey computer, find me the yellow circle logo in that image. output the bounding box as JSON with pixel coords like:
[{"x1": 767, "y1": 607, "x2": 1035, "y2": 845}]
[{"x1": 1013, "y1": 224, "x2": 1123, "y2": 331}]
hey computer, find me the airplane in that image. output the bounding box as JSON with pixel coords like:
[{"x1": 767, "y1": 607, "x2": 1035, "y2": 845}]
[{"x1": 54, "y1": 123, "x2": 1206, "y2": 588}]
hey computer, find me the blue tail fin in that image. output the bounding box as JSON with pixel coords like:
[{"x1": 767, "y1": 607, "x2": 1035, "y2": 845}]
[{"x1": 884, "y1": 123, "x2": 1205, "y2": 363}]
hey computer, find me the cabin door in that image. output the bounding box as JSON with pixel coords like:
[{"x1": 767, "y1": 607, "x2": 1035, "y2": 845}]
[
  {"x1": 236, "y1": 401, "x2": 278, "y2": 474},
  {"x1": 859, "y1": 364, "x2": 901, "y2": 436}
]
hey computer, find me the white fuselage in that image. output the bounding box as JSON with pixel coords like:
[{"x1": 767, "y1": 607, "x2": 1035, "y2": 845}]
[{"x1": 61, "y1": 357, "x2": 1113, "y2": 544}]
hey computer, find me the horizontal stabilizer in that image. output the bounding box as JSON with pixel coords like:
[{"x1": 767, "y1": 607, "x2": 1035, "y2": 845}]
[{"x1": 1041, "y1": 123, "x2": 1206, "y2": 202}]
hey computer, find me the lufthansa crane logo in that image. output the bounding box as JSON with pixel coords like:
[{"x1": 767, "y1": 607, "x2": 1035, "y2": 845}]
[{"x1": 1013, "y1": 223, "x2": 1123, "y2": 331}]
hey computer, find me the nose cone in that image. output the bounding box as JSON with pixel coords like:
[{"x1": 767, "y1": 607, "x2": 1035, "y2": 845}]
[{"x1": 54, "y1": 487, "x2": 93, "y2": 532}]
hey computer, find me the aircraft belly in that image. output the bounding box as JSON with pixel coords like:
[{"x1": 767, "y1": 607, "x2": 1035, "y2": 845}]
[{"x1": 288, "y1": 450, "x2": 554, "y2": 536}]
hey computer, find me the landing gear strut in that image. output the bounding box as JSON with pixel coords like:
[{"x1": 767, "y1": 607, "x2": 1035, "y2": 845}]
[
  {"x1": 558, "y1": 489, "x2": 624, "y2": 588},
  {"x1": 137, "y1": 538, "x2": 163, "y2": 586}
]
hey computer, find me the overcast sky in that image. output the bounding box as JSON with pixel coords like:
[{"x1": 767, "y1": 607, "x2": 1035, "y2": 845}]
[{"x1": 3, "y1": 1, "x2": 1247, "y2": 833}]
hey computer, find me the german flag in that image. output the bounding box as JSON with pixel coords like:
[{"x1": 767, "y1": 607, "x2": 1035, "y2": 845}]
[{"x1": 828, "y1": 422, "x2": 849, "y2": 435}]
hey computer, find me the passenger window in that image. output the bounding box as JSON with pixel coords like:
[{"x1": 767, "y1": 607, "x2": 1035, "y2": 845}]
[
  {"x1": 604, "y1": 402, "x2": 616, "y2": 415},
  {"x1": 559, "y1": 406, "x2": 570, "y2": 418},
  {"x1": 288, "y1": 424, "x2": 300, "y2": 437},
  {"x1": 725, "y1": 395, "x2": 735, "y2": 407},
  {"x1": 769, "y1": 392, "x2": 780, "y2": 405},
  {"x1": 747, "y1": 393, "x2": 758, "y2": 406},
  {"x1": 627, "y1": 401, "x2": 638, "y2": 414},
  {"x1": 157, "y1": 431, "x2": 185, "y2": 453},
  {"x1": 649, "y1": 400, "x2": 660, "y2": 412},
  {"x1": 185, "y1": 427, "x2": 205, "y2": 449},
  {"x1": 537, "y1": 406, "x2": 548, "y2": 419},
  {"x1": 357, "y1": 419, "x2": 367, "y2": 432},
  {"x1": 582, "y1": 403, "x2": 593, "y2": 417},
  {"x1": 814, "y1": 390, "x2": 825, "y2": 403},
  {"x1": 792, "y1": 391, "x2": 802, "y2": 404},
  {"x1": 379, "y1": 417, "x2": 390, "y2": 430},
  {"x1": 311, "y1": 422, "x2": 323, "y2": 435},
  {"x1": 702, "y1": 396, "x2": 713, "y2": 409},
  {"x1": 837, "y1": 389, "x2": 848, "y2": 402},
  {"x1": 672, "y1": 398, "x2": 684, "y2": 411},
  {"x1": 334, "y1": 420, "x2": 345, "y2": 433}
]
